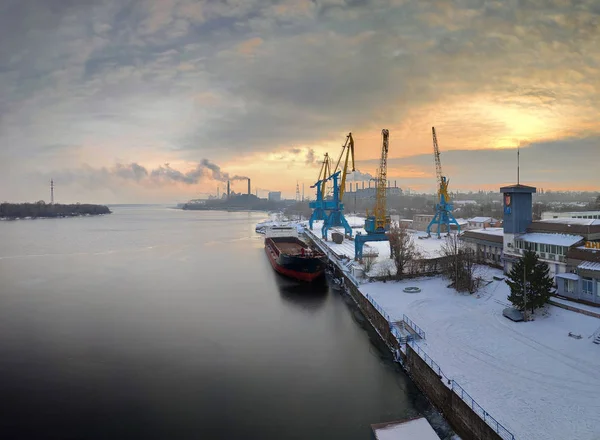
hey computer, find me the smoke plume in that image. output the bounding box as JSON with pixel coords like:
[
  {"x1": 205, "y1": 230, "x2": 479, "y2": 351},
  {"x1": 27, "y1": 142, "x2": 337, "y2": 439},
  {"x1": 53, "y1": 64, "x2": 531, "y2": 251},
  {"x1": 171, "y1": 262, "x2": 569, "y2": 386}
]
[
  {"x1": 50, "y1": 159, "x2": 248, "y2": 188},
  {"x1": 348, "y1": 170, "x2": 373, "y2": 181}
]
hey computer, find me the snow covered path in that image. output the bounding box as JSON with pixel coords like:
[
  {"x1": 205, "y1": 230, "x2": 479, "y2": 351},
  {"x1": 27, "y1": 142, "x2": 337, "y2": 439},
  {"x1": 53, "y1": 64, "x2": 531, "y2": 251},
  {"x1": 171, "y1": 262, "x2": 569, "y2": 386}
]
[{"x1": 363, "y1": 271, "x2": 600, "y2": 440}]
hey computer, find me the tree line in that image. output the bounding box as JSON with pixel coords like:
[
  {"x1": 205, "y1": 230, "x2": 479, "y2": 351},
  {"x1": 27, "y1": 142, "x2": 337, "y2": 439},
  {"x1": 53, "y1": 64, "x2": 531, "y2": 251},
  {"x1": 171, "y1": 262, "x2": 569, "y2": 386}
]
[{"x1": 0, "y1": 202, "x2": 111, "y2": 219}]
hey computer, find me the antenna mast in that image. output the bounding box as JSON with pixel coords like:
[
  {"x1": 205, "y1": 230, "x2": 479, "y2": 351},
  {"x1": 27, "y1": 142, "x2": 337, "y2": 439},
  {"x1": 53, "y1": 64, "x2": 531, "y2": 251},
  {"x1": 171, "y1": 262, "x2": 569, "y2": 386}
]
[{"x1": 517, "y1": 145, "x2": 520, "y2": 185}]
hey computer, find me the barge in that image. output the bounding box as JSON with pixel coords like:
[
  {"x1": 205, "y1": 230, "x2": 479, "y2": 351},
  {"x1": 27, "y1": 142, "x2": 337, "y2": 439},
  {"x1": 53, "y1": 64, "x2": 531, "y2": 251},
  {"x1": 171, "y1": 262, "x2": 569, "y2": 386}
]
[{"x1": 264, "y1": 226, "x2": 325, "y2": 282}]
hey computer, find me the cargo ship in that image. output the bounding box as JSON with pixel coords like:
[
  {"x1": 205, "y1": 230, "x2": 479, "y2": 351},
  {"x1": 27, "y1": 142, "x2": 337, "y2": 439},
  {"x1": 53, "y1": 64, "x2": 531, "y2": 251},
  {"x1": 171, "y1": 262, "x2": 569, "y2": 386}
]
[{"x1": 264, "y1": 226, "x2": 325, "y2": 282}]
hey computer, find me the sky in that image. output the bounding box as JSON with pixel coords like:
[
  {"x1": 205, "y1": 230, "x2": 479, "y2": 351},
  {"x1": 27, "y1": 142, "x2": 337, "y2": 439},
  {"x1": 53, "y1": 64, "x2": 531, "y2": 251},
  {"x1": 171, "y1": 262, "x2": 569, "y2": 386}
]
[{"x1": 1, "y1": 0, "x2": 599, "y2": 203}]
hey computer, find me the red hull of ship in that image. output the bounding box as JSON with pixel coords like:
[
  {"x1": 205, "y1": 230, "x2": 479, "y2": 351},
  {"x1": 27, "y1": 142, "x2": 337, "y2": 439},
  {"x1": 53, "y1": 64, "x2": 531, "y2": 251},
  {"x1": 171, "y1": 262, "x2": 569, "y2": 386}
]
[{"x1": 264, "y1": 244, "x2": 324, "y2": 282}]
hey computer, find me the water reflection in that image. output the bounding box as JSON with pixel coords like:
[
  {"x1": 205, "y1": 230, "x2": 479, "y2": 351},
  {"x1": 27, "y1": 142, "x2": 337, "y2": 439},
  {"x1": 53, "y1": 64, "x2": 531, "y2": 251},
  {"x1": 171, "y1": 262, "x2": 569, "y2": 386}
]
[{"x1": 274, "y1": 274, "x2": 328, "y2": 312}]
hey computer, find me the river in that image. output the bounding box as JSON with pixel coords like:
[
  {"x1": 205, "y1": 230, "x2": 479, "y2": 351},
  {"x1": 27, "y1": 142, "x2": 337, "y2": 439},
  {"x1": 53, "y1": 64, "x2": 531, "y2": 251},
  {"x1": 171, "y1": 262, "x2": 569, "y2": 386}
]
[{"x1": 0, "y1": 206, "x2": 453, "y2": 439}]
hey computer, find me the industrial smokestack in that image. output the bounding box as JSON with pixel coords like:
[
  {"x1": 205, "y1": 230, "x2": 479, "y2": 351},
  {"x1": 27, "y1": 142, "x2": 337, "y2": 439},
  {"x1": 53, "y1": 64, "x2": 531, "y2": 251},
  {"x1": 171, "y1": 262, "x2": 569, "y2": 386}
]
[
  {"x1": 247, "y1": 178, "x2": 251, "y2": 195},
  {"x1": 227, "y1": 181, "x2": 230, "y2": 199},
  {"x1": 362, "y1": 181, "x2": 365, "y2": 190},
  {"x1": 395, "y1": 180, "x2": 397, "y2": 188}
]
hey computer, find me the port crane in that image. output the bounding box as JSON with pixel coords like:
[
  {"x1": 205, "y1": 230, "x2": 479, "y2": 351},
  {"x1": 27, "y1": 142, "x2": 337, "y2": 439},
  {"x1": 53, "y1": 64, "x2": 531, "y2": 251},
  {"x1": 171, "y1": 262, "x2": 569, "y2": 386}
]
[
  {"x1": 354, "y1": 129, "x2": 391, "y2": 261},
  {"x1": 308, "y1": 153, "x2": 331, "y2": 229},
  {"x1": 426, "y1": 127, "x2": 460, "y2": 238},
  {"x1": 320, "y1": 133, "x2": 355, "y2": 239}
]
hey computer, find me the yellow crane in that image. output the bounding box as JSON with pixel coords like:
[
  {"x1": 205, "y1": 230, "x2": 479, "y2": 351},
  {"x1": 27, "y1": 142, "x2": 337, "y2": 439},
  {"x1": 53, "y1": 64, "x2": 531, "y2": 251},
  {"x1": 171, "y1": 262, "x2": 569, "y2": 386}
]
[
  {"x1": 332, "y1": 133, "x2": 355, "y2": 202},
  {"x1": 355, "y1": 129, "x2": 391, "y2": 260},
  {"x1": 369, "y1": 129, "x2": 390, "y2": 232}
]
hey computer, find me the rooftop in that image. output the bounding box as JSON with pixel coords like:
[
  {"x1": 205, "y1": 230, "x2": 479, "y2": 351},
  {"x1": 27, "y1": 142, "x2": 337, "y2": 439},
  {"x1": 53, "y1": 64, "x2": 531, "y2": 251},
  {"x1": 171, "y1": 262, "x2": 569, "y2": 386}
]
[
  {"x1": 500, "y1": 184, "x2": 537, "y2": 193},
  {"x1": 537, "y1": 218, "x2": 600, "y2": 226},
  {"x1": 520, "y1": 232, "x2": 584, "y2": 247},
  {"x1": 468, "y1": 216, "x2": 495, "y2": 223},
  {"x1": 461, "y1": 228, "x2": 504, "y2": 244},
  {"x1": 372, "y1": 417, "x2": 440, "y2": 440},
  {"x1": 578, "y1": 261, "x2": 600, "y2": 272}
]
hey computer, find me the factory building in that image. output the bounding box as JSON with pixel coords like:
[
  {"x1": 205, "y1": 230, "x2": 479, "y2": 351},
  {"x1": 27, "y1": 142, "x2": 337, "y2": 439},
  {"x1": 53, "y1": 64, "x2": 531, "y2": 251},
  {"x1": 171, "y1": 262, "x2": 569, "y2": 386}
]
[
  {"x1": 542, "y1": 210, "x2": 600, "y2": 220},
  {"x1": 460, "y1": 184, "x2": 600, "y2": 306},
  {"x1": 412, "y1": 214, "x2": 467, "y2": 233},
  {"x1": 344, "y1": 181, "x2": 402, "y2": 199},
  {"x1": 268, "y1": 191, "x2": 282, "y2": 202}
]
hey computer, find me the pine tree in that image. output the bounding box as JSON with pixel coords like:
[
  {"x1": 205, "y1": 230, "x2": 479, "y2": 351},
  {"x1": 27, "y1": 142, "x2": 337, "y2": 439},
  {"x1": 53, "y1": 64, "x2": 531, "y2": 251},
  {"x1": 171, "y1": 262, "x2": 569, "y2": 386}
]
[{"x1": 506, "y1": 250, "x2": 554, "y2": 314}]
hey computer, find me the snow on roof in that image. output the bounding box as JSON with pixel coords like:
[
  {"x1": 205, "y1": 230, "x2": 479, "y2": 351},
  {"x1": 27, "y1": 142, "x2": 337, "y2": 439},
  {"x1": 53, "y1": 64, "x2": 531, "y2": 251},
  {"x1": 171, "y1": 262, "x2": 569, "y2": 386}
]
[
  {"x1": 520, "y1": 233, "x2": 584, "y2": 246},
  {"x1": 469, "y1": 216, "x2": 493, "y2": 223},
  {"x1": 539, "y1": 218, "x2": 600, "y2": 226},
  {"x1": 373, "y1": 418, "x2": 440, "y2": 440},
  {"x1": 468, "y1": 227, "x2": 504, "y2": 236},
  {"x1": 578, "y1": 261, "x2": 600, "y2": 272},
  {"x1": 555, "y1": 273, "x2": 580, "y2": 280}
]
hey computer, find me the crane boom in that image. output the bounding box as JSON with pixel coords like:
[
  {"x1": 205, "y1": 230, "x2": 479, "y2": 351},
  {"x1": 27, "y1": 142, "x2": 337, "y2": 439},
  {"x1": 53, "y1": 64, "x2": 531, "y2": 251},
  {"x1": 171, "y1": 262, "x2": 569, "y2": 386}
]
[
  {"x1": 432, "y1": 126, "x2": 450, "y2": 203},
  {"x1": 333, "y1": 133, "x2": 355, "y2": 202},
  {"x1": 432, "y1": 127, "x2": 442, "y2": 187},
  {"x1": 374, "y1": 129, "x2": 389, "y2": 230},
  {"x1": 314, "y1": 153, "x2": 331, "y2": 199}
]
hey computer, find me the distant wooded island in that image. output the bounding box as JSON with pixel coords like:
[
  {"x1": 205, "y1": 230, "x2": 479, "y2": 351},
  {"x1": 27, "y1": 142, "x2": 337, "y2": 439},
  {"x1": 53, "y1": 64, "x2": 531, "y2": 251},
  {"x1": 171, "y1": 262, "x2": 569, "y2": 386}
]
[{"x1": 0, "y1": 202, "x2": 111, "y2": 219}]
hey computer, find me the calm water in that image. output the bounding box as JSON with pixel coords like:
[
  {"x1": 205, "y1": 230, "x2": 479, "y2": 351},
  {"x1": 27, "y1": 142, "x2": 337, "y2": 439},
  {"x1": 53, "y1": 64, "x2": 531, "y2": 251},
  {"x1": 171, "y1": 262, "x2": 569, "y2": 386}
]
[{"x1": 0, "y1": 206, "x2": 450, "y2": 439}]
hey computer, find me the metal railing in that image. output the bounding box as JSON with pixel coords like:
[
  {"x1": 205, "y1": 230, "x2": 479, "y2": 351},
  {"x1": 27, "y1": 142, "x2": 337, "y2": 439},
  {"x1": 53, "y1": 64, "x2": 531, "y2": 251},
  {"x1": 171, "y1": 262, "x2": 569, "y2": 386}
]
[
  {"x1": 402, "y1": 314, "x2": 426, "y2": 339},
  {"x1": 364, "y1": 293, "x2": 392, "y2": 322},
  {"x1": 407, "y1": 340, "x2": 516, "y2": 440}
]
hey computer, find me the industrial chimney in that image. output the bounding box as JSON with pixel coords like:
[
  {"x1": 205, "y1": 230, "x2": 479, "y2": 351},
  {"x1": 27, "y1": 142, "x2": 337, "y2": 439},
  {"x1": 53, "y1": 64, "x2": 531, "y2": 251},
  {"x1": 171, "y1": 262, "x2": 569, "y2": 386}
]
[
  {"x1": 227, "y1": 180, "x2": 230, "y2": 199},
  {"x1": 362, "y1": 181, "x2": 365, "y2": 190},
  {"x1": 247, "y1": 178, "x2": 251, "y2": 195}
]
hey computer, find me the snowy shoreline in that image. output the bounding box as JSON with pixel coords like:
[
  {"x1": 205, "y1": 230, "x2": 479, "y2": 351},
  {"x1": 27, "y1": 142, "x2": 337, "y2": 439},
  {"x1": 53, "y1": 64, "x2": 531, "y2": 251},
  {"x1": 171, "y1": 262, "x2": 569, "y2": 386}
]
[{"x1": 298, "y1": 219, "x2": 600, "y2": 440}]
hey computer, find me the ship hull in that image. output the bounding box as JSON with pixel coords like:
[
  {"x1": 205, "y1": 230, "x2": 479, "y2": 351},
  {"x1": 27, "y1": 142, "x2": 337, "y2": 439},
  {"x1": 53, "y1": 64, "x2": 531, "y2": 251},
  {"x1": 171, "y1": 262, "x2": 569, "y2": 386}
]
[{"x1": 265, "y1": 237, "x2": 324, "y2": 282}]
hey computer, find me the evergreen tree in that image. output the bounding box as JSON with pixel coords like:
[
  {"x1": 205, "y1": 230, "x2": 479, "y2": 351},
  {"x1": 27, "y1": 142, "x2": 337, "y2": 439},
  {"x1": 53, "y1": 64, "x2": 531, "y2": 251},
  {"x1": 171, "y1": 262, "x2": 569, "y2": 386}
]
[{"x1": 506, "y1": 250, "x2": 554, "y2": 314}]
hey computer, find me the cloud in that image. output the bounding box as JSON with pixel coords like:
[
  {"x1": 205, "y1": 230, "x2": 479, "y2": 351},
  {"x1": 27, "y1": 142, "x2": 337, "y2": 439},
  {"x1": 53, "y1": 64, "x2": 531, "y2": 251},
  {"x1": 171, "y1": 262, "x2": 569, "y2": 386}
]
[
  {"x1": 362, "y1": 136, "x2": 600, "y2": 192},
  {"x1": 1, "y1": 0, "x2": 600, "y2": 202},
  {"x1": 305, "y1": 148, "x2": 316, "y2": 165}
]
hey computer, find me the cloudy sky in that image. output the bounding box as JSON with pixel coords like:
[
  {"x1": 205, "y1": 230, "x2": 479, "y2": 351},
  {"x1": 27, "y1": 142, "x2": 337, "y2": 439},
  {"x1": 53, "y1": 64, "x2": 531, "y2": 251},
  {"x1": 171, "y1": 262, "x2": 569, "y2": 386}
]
[{"x1": 1, "y1": 0, "x2": 599, "y2": 203}]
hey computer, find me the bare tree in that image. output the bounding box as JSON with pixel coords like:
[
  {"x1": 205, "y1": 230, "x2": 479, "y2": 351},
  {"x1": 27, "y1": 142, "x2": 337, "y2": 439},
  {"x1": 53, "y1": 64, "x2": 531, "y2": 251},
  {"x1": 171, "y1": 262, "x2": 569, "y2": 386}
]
[
  {"x1": 362, "y1": 254, "x2": 376, "y2": 275},
  {"x1": 441, "y1": 234, "x2": 478, "y2": 293},
  {"x1": 387, "y1": 224, "x2": 420, "y2": 279}
]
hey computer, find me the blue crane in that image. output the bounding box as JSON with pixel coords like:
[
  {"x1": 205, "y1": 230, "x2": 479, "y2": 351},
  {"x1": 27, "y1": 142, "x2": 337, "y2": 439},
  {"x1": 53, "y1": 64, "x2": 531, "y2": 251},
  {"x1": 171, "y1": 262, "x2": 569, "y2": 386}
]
[
  {"x1": 308, "y1": 153, "x2": 331, "y2": 229},
  {"x1": 321, "y1": 133, "x2": 355, "y2": 239},
  {"x1": 426, "y1": 127, "x2": 460, "y2": 238}
]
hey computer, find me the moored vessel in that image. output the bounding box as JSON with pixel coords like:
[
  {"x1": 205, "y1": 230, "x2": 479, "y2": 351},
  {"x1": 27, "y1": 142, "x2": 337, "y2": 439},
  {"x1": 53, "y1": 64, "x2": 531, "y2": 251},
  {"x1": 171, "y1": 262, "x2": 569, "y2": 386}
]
[{"x1": 264, "y1": 226, "x2": 325, "y2": 282}]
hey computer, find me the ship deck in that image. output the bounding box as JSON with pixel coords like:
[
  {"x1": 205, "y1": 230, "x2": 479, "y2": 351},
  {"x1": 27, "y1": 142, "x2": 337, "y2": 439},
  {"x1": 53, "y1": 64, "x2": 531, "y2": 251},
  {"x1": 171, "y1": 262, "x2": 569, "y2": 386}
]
[{"x1": 273, "y1": 242, "x2": 304, "y2": 255}]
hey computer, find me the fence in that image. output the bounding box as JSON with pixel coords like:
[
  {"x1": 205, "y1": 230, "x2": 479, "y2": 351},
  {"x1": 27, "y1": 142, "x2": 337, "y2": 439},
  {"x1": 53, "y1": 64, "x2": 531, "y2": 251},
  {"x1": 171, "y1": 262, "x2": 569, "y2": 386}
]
[
  {"x1": 407, "y1": 340, "x2": 516, "y2": 440},
  {"x1": 364, "y1": 293, "x2": 392, "y2": 322},
  {"x1": 402, "y1": 314, "x2": 426, "y2": 339},
  {"x1": 407, "y1": 339, "x2": 449, "y2": 382}
]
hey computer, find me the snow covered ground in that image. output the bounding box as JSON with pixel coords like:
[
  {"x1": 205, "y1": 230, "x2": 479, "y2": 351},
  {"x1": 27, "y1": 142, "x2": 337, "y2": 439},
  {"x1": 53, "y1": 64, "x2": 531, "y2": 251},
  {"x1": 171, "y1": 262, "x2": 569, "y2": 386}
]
[
  {"x1": 308, "y1": 218, "x2": 447, "y2": 273},
  {"x1": 362, "y1": 267, "x2": 600, "y2": 440}
]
